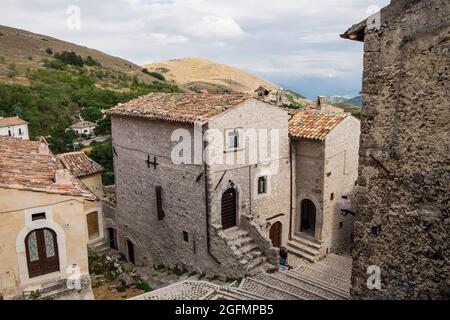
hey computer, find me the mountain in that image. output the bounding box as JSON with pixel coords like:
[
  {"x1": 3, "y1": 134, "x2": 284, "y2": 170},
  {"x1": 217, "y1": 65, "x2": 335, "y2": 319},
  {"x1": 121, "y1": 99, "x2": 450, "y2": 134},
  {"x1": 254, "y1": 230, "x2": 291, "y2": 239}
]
[
  {"x1": 0, "y1": 25, "x2": 181, "y2": 153},
  {"x1": 327, "y1": 95, "x2": 362, "y2": 107},
  {"x1": 145, "y1": 57, "x2": 311, "y2": 107}
]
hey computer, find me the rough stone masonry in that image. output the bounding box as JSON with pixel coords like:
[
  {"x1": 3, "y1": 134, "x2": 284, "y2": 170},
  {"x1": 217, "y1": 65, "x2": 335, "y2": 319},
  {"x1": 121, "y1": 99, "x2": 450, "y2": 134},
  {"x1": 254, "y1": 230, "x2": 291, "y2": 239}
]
[{"x1": 343, "y1": 0, "x2": 449, "y2": 299}]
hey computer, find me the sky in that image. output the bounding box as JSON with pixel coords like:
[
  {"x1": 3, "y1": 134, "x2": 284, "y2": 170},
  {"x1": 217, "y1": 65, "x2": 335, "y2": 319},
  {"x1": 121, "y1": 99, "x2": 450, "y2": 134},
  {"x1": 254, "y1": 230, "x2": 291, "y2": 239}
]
[{"x1": 0, "y1": 0, "x2": 390, "y2": 99}]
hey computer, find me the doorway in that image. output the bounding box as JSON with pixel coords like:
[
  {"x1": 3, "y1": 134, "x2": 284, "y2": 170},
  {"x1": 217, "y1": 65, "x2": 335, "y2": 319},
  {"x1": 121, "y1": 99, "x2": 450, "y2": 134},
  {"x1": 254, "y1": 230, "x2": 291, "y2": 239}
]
[
  {"x1": 25, "y1": 228, "x2": 59, "y2": 278},
  {"x1": 269, "y1": 222, "x2": 282, "y2": 248},
  {"x1": 108, "y1": 228, "x2": 118, "y2": 250},
  {"x1": 127, "y1": 240, "x2": 135, "y2": 264},
  {"x1": 221, "y1": 188, "x2": 237, "y2": 230},
  {"x1": 87, "y1": 211, "x2": 100, "y2": 241},
  {"x1": 300, "y1": 199, "x2": 316, "y2": 237}
]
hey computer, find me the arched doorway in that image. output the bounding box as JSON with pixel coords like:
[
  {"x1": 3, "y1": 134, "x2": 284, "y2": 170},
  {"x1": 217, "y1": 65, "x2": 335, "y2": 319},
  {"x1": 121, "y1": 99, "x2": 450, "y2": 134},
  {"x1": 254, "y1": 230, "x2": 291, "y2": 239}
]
[
  {"x1": 269, "y1": 222, "x2": 282, "y2": 248},
  {"x1": 300, "y1": 199, "x2": 316, "y2": 237},
  {"x1": 25, "y1": 228, "x2": 59, "y2": 278},
  {"x1": 127, "y1": 240, "x2": 135, "y2": 264},
  {"x1": 221, "y1": 188, "x2": 237, "y2": 230}
]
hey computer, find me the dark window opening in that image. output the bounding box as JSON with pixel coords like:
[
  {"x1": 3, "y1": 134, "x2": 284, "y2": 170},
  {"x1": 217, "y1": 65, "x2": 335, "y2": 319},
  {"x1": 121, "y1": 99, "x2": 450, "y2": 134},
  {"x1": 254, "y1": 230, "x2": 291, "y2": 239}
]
[
  {"x1": 258, "y1": 176, "x2": 267, "y2": 194},
  {"x1": 330, "y1": 193, "x2": 334, "y2": 200},
  {"x1": 183, "y1": 231, "x2": 189, "y2": 242},
  {"x1": 327, "y1": 172, "x2": 332, "y2": 177},
  {"x1": 339, "y1": 221, "x2": 344, "y2": 229},
  {"x1": 8, "y1": 130, "x2": 12, "y2": 136},
  {"x1": 156, "y1": 186, "x2": 165, "y2": 221},
  {"x1": 32, "y1": 212, "x2": 46, "y2": 221},
  {"x1": 19, "y1": 128, "x2": 22, "y2": 135}
]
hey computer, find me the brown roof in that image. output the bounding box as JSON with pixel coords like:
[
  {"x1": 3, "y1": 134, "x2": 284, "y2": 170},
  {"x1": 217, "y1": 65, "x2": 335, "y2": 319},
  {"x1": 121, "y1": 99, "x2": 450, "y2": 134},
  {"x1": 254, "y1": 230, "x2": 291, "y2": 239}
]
[
  {"x1": 0, "y1": 116, "x2": 28, "y2": 127},
  {"x1": 58, "y1": 152, "x2": 104, "y2": 178},
  {"x1": 105, "y1": 93, "x2": 249, "y2": 124},
  {"x1": 0, "y1": 137, "x2": 95, "y2": 199},
  {"x1": 289, "y1": 110, "x2": 349, "y2": 141}
]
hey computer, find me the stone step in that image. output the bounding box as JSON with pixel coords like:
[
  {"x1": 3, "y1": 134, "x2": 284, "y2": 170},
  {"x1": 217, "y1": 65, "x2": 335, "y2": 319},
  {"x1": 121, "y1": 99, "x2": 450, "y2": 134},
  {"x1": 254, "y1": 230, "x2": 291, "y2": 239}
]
[
  {"x1": 288, "y1": 240, "x2": 321, "y2": 256},
  {"x1": 291, "y1": 266, "x2": 350, "y2": 296},
  {"x1": 291, "y1": 236, "x2": 323, "y2": 249},
  {"x1": 307, "y1": 261, "x2": 352, "y2": 281},
  {"x1": 230, "y1": 236, "x2": 254, "y2": 249},
  {"x1": 245, "y1": 257, "x2": 266, "y2": 272},
  {"x1": 237, "y1": 243, "x2": 259, "y2": 256},
  {"x1": 222, "y1": 227, "x2": 249, "y2": 242},
  {"x1": 270, "y1": 272, "x2": 347, "y2": 300},
  {"x1": 244, "y1": 250, "x2": 263, "y2": 261},
  {"x1": 238, "y1": 278, "x2": 303, "y2": 300},
  {"x1": 287, "y1": 246, "x2": 317, "y2": 263}
]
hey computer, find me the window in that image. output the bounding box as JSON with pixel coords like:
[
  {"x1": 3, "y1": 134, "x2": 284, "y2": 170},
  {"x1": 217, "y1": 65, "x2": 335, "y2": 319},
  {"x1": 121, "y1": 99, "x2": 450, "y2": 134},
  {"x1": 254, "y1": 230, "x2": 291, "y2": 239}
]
[
  {"x1": 226, "y1": 129, "x2": 240, "y2": 150},
  {"x1": 19, "y1": 128, "x2": 22, "y2": 135},
  {"x1": 330, "y1": 193, "x2": 334, "y2": 200},
  {"x1": 32, "y1": 212, "x2": 46, "y2": 221},
  {"x1": 258, "y1": 176, "x2": 267, "y2": 194},
  {"x1": 156, "y1": 186, "x2": 165, "y2": 221},
  {"x1": 8, "y1": 130, "x2": 12, "y2": 136},
  {"x1": 183, "y1": 231, "x2": 189, "y2": 242},
  {"x1": 339, "y1": 221, "x2": 344, "y2": 229}
]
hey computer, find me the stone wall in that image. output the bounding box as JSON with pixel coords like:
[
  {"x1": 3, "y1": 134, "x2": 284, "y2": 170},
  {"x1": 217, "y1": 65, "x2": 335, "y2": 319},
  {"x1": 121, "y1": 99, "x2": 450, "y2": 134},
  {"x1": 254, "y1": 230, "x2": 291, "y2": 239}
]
[
  {"x1": 324, "y1": 116, "x2": 360, "y2": 254},
  {"x1": 352, "y1": 0, "x2": 449, "y2": 299}
]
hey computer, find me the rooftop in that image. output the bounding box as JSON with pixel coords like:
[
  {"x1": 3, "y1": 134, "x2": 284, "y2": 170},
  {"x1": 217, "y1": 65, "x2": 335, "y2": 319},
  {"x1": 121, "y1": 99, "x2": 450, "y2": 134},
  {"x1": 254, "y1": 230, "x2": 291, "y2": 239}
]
[
  {"x1": 0, "y1": 116, "x2": 28, "y2": 127},
  {"x1": 0, "y1": 137, "x2": 95, "y2": 199},
  {"x1": 289, "y1": 110, "x2": 349, "y2": 141},
  {"x1": 58, "y1": 152, "x2": 104, "y2": 178},
  {"x1": 105, "y1": 93, "x2": 249, "y2": 124}
]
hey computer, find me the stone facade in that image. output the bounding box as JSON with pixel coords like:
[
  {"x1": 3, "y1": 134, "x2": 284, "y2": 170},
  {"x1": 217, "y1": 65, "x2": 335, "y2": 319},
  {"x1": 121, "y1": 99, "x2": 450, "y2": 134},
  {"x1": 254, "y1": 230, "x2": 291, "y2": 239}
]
[
  {"x1": 108, "y1": 96, "x2": 360, "y2": 278},
  {"x1": 343, "y1": 0, "x2": 449, "y2": 299}
]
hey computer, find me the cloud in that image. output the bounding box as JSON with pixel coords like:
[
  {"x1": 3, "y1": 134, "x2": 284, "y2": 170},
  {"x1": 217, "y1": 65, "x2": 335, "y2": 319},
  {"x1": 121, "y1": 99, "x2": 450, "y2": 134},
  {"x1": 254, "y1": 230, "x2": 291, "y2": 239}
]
[{"x1": 0, "y1": 0, "x2": 391, "y2": 97}]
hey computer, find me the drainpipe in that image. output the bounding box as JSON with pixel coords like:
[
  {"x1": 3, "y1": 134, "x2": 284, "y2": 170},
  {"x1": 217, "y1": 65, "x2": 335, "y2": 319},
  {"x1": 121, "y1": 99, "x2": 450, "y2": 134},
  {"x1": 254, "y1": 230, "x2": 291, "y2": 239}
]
[
  {"x1": 289, "y1": 141, "x2": 293, "y2": 240},
  {"x1": 202, "y1": 126, "x2": 221, "y2": 265}
]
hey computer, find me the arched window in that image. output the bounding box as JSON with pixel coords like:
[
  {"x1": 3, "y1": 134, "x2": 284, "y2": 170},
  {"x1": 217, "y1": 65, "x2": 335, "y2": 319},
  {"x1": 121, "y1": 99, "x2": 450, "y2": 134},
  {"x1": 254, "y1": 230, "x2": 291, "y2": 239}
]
[
  {"x1": 221, "y1": 188, "x2": 237, "y2": 230},
  {"x1": 300, "y1": 199, "x2": 316, "y2": 237},
  {"x1": 25, "y1": 228, "x2": 59, "y2": 278}
]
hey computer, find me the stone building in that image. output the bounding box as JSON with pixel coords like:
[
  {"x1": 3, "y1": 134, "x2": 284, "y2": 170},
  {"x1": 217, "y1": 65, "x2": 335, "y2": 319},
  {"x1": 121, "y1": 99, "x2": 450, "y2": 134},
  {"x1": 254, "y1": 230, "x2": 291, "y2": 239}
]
[
  {"x1": 105, "y1": 93, "x2": 360, "y2": 278},
  {"x1": 0, "y1": 116, "x2": 29, "y2": 140},
  {"x1": 0, "y1": 137, "x2": 96, "y2": 299},
  {"x1": 342, "y1": 0, "x2": 449, "y2": 299},
  {"x1": 58, "y1": 152, "x2": 104, "y2": 243},
  {"x1": 69, "y1": 121, "x2": 97, "y2": 137}
]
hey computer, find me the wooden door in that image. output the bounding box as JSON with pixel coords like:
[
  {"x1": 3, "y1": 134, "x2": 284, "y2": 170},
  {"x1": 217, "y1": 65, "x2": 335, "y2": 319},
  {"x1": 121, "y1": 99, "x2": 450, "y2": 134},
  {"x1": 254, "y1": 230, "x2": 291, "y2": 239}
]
[
  {"x1": 269, "y1": 222, "x2": 282, "y2": 248},
  {"x1": 127, "y1": 240, "x2": 135, "y2": 264},
  {"x1": 221, "y1": 188, "x2": 237, "y2": 230},
  {"x1": 87, "y1": 212, "x2": 99, "y2": 240},
  {"x1": 26, "y1": 229, "x2": 59, "y2": 278}
]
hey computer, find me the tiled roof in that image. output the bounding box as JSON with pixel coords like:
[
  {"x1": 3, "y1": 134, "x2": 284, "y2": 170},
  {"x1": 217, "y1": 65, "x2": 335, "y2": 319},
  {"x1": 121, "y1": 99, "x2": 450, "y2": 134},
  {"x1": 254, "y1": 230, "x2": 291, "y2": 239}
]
[
  {"x1": 0, "y1": 116, "x2": 28, "y2": 127},
  {"x1": 70, "y1": 121, "x2": 96, "y2": 129},
  {"x1": 0, "y1": 137, "x2": 95, "y2": 199},
  {"x1": 58, "y1": 152, "x2": 104, "y2": 178},
  {"x1": 289, "y1": 110, "x2": 349, "y2": 141},
  {"x1": 105, "y1": 93, "x2": 249, "y2": 124}
]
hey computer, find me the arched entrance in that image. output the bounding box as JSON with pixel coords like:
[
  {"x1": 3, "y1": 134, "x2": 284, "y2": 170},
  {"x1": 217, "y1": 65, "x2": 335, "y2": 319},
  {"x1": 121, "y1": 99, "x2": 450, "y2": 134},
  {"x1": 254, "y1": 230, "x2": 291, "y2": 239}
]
[
  {"x1": 269, "y1": 222, "x2": 282, "y2": 248},
  {"x1": 221, "y1": 188, "x2": 237, "y2": 230},
  {"x1": 25, "y1": 228, "x2": 59, "y2": 278},
  {"x1": 300, "y1": 199, "x2": 316, "y2": 237}
]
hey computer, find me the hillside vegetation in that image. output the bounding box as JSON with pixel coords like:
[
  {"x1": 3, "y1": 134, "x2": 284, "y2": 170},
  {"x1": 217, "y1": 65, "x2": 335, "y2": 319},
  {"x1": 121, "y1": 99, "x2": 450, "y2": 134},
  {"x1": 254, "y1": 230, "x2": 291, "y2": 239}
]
[{"x1": 0, "y1": 25, "x2": 182, "y2": 153}]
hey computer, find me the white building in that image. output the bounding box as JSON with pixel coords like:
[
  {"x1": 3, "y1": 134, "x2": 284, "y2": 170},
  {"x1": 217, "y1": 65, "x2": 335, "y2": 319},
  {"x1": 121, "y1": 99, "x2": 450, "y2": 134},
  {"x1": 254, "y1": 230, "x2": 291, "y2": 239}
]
[
  {"x1": 69, "y1": 121, "x2": 97, "y2": 136},
  {"x1": 0, "y1": 116, "x2": 29, "y2": 140}
]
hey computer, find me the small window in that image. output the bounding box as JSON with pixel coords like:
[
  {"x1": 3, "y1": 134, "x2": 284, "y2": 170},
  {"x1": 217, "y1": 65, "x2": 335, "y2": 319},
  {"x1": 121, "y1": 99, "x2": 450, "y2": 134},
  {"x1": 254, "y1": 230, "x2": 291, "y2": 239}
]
[
  {"x1": 327, "y1": 172, "x2": 332, "y2": 177},
  {"x1": 182, "y1": 231, "x2": 189, "y2": 242},
  {"x1": 32, "y1": 212, "x2": 46, "y2": 221},
  {"x1": 258, "y1": 176, "x2": 267, "y2": 194},
  {"x1": 156, "y1": 186, "x2": 165, "y2": 221},
  {"x1": 8, "y1": 130, "x2": 12, "y2": 136},
  {"x1": 226, "y1": 129, "x2": 240, "y2": 150},
  {"x1": 339, "y1": 221, "x2": 344, "y2": 229},
  {"x1": 19, "y1": 128, "x2": 22, "y2": 135},
  {"x1": 330, "y1": 193, "x2": 334, "y2": 200}
]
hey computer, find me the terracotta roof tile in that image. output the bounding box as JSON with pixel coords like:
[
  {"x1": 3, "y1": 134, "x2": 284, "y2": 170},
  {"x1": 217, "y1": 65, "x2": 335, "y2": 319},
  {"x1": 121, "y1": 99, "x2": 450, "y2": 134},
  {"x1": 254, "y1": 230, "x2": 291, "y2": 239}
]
[
  {"x1": 289, "y1": 110, "x2": 349, "y2": 141},
  {"x1": 0, "y1": 116, "x2": 28, "y2": 127},
  {"x1": 105, "y1": 93, "x2": 249, "y2": 124},
  {"x1": 0, "y1": 137, "x2": 95, "y2": 199},
  {"x1": 58, "y1": 152, "x2": 104, "y2": 178}
]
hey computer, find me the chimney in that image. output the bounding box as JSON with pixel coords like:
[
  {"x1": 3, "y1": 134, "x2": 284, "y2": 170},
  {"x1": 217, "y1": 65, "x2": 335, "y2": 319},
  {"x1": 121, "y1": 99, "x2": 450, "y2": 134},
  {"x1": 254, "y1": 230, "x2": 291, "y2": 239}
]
[
  {"x1": 317, "y1": 96, "x2": 327, "y2": 110},
  {"x1": 54, "y1": 169, "x2": 72, "y2": 185},
  {"x1": 38, "y1": 137, "x2": 50, "y2": 155}
]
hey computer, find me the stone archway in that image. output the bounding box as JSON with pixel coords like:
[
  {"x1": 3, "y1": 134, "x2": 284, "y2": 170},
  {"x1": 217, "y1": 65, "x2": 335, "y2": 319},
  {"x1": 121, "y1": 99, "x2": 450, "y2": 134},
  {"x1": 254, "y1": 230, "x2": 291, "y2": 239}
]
[{"x1": 300, "y1": 199, "x2": 316, "y2": 237}]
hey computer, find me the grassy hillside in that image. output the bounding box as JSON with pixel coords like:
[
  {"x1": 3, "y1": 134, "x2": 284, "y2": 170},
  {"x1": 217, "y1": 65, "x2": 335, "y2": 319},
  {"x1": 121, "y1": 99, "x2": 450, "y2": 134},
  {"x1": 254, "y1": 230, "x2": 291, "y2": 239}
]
[
  {"x1": 0, "y1": 25, "x2": 182, "y2": 153},
  {"x1": 146, "y1": 57, "x2": 311, "y2": 107}
]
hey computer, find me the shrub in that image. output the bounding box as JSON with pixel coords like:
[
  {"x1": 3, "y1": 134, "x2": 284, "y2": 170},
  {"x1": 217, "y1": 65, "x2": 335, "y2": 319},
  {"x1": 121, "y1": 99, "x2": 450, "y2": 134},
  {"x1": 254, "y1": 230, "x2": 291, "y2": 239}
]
[
  {"x1": 7, "y1": 63, "x2": 18, "y2": 78},
  {"x1": 136, "y1": 281, "x2": 152, "y2": 292},
  {"x1": 85, "y1": 55, "x2": 101, "y2": 67},
  {"x1": 29, "y1": 290, "x2": 41, "y2": 300},
  {"x1": 54, "y1": 51, "x2": 84, "y2": 67},
  {"x1": 43, "y1": 58, "x2": 66, "y2": 70},
  {"x1": 45, "y1": 48, "x2": 53, "y2": 55}
]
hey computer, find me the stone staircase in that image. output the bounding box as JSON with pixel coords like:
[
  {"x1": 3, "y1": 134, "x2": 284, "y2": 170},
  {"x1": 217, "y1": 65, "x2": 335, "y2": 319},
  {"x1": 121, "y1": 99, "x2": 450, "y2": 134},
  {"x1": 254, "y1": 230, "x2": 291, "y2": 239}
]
[
  {"x1": 287, "y1": 236, "x2": 323, "y2": 262},
  {"x1": 88, "y1": 239, "x2": 110, "y2": 255},
  {"x1": 131, "y1": 253, "x2": 352, "y2": 300},
  {"x1": 221, "y1": 227, "x2": 277, "y2": 275}
]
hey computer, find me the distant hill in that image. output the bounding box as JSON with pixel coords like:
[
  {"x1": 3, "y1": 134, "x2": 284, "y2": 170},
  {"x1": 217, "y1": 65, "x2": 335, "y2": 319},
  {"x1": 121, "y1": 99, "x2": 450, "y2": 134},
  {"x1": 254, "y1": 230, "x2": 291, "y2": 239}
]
[
  {"x1": 146, "y1": 57, "x2": 311, "y2": 107},
  {"x1": 327, "y1": 95, "x2": 362, "y2": 107},
  {"x1": 0, "y1": 25, "x2": 163, "y2": 86},
  {"x1": 0, "y1": 25, "x2": 181, "y2": 153}
]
